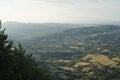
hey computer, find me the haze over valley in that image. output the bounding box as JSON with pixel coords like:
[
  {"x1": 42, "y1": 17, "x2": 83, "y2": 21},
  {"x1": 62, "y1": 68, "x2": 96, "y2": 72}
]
[
  {"x1": 1, "y1": 0, "x2": 120, "y2": 80},
  {"x1": 2, "y1": 22, "x2": 120, "y2": 80}
]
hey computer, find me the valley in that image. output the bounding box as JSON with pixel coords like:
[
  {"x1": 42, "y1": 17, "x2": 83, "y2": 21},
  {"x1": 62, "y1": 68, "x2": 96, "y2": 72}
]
[{"x1": 4, "y1": 22, "x2": 120, "y2": 80}]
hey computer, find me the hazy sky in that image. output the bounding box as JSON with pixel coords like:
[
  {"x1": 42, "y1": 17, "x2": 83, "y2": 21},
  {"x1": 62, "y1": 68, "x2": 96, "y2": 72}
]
[{"x1": 0, "y1": 0, "x2": 120, "y2": 23}]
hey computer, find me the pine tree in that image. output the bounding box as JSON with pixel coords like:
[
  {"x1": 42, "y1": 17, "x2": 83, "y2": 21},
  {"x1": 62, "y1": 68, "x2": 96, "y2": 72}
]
[{"x1": 0, "y1": 22, "x2": 52, "y2": 80}]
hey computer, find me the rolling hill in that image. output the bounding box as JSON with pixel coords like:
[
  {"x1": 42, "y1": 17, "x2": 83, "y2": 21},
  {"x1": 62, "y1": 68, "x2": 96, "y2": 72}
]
[
  {"x1": 3, "y1": 22, "x2": 80, "y2": 42},
  {"x1": 4, "y1": 23, "x2": 120, "y2": 80},
  {"x1": 23, "y1": 25, "x2": 120, "y2": 59}
]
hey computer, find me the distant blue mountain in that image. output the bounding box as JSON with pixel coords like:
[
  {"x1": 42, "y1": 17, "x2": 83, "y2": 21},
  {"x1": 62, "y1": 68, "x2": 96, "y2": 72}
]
[{"x1": 3, "y1": 22, "x2": 80, "y2": 41}]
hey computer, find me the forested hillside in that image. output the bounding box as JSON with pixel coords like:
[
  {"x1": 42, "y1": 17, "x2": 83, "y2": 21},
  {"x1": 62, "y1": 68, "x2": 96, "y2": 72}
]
[
  {"x1": 21, "y1": 25, "x2": 120, "y2": 80},
  {"x1": 1, "y1": 0, "x2": 120, "y2": 79},
  {"x1": 22, "y1": 25, "x2": 120, "y2": 59},
  {"x1": 2, "y1": 24, "x2": 120, "y2": 80},
  {"x1": 0, "y1": 24, "x2": 52, "y2": 80}
]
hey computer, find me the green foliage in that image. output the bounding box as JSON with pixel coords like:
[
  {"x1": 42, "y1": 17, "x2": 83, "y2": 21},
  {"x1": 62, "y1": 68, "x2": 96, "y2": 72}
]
[
  {"x1": 0, "y1": 26, "x2": 52, "y2": 80},
  {"x1": 20, "y1": 25, "x2": 120, "y2": 60},
  {"x1": 3, "y1": 23, "x2": 120, "y2": 80},
  {"x1": 73, "y1": 65, "x2": 120, "y2": 80}
]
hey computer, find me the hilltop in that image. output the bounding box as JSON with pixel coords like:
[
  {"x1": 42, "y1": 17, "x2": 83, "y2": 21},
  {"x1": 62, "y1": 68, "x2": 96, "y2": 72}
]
[{"x1": 22, "y1": 25, "x2": 120, "y2": 59}]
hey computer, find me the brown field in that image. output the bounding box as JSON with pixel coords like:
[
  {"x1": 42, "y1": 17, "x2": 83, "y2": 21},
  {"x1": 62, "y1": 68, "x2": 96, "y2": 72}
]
[
  {"x1": 52, "y1": 60, "x2": 72, "y2": 63},
  {"x1": 59, "y1": 66, "x2": 75, "y2": 72},
  {"x1": 112, "y1": 58, "x2": 120, "y2": 62},
  {"x1": 74, "y1": 62, "x2": 90, "y2": 67},
  {"x1": 82, "y1": 54, "x2": 118, "y2": 66},
  {"x1": 82, "y1": 67, "x2": 91, "y2": 72}
]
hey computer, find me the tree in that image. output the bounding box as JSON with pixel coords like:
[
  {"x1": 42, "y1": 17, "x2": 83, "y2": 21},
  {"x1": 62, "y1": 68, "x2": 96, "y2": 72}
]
[{"x1": 0, "y1": 23, "x2": 52, "y2": 80}]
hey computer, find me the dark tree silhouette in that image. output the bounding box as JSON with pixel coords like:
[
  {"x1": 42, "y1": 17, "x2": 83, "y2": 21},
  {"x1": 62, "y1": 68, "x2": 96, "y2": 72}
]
[{"x1": 0, "y1": 22, "x2": 52, "y2": 80}]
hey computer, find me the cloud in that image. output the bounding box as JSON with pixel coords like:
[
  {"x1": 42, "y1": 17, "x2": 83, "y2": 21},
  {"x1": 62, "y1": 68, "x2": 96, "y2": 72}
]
[
  {"x1": 0, "y1": 0, "x2": 120, "y2": 23},
  {"x1": 9, "y1": 0, "x2": 120, "y2": 6},
  {"x1": 34, "y1": 0, "x2": 75, "y2": 4},
  {"x1": 26, "y1": 0, "x2": 101, "y2": 4},
  {"x1": 31, "y1": 0, "x2": 120, "y2": 4}
]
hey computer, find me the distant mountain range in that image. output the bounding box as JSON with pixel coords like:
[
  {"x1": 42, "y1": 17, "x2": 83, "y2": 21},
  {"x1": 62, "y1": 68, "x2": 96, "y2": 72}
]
[{"x1": 3, "y1": 22, "x2": 82, "y2": 41}]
